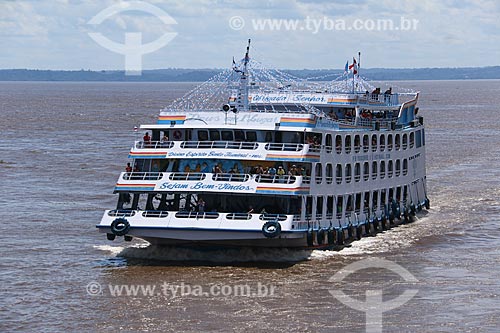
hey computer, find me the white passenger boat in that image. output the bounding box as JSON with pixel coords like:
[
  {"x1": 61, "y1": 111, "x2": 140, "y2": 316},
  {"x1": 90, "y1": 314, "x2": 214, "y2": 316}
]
[{"x1": 97, "y1": 40, "x2": 430, "y2": 248}]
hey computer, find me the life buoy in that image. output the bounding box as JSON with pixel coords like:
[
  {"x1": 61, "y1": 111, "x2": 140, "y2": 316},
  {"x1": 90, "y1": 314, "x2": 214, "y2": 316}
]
[
  {"x1": 306, "y1": 228, "x2": 314, "y2": 246},
  {"x1": 337, "y1": 227, "x2": 345, "y2": 245},
  {"x1": 110, "y1": 218, "x2": 130, "y2": 236},
  {"x1": 404, "y1": 209, "x2": 410, "y2": 223},
  {"x1": 410, "y1": 204, "x2": 416, "y2": 216},
  {"x1": 381, "y1": 216, "x2": 387, "y2": 230},
  {"x1": 356, "y1": 225, "x2": 363, "y2": 240},
  {"x1": 347, "y1": 225, "x2": 354, "y2": 239},
  {"x1": 262, "y1": 221, "x2": 281, "y2": 238},
  {"x1": 364, "y1": 221, "x2": 371, "y2": 235},
  {"x1": 317, "y1": 228, "x2": 326, "y2": 245},
  {"x1": 173, "y1": 130, "x2": 182, "y2": 140},
  {"x1": 327, "y1": 228, "x2": 335, "y2": 245}
]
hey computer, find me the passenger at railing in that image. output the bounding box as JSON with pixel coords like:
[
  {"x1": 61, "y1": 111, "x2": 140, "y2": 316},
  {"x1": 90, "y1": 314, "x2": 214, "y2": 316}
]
[
  {"x1": 160, "y1": 134, "x2": 169, "y2": 147},
  {"x1": 288, "y1": 165, "x2": 299, "y2": 176},
  {"x1": 371, "y1": 87, "x2": 381, "y2": 99},
  {"x1": 143, "y1": 132, "x2": 151, "y2": 148},
  {"x1": 195, "y1": 164, "x2": 202, "y2": 172},
  {"x1": 201, "y1": 162, "x2": 210, "y2": 173},
  {"x1": 184, "y1": 165, "x2": 192, "y2": 173},
  {"x1": 384, "y1": 87, "x2": 392, "y2": 102},
  {"x1": 329, "y1": 111, "x2": 338, "y2": 120},
  {"x1": 276, "y1": 165, "x2": 286, "y2": 176},
  {"x1": 229, "y1": 163, "x2": 240, "y2": 174},
  {"x1": 197, "y1": 197, "x2": 205, "y2": 212},
  {"x1": 125, "y1": 162, "x2": 132, "y2": 173},
  {"x1": 361, "y1": 110, "x2": 372, "y2": 120},
  {"x1": 151, "y1": 162, "x2": 160, "y2": 173},
  {"x1": 212, "y1": 164, "x2": 222, "y2": 174},
  {"x1": 247, "y1": 205, "x2": 254, "y2": 214},
  {"x1": 345, "y1": 109, "x2": 353, "y2": 120},
  {"x1": 267, "y1": 166, "x2": 277, "y2": 176}
]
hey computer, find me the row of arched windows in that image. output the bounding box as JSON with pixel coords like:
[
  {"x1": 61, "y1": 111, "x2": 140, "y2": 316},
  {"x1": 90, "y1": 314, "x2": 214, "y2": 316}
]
[
  {"x1": 313, "y1": 159, "x2": 409, "y2": 184},
  {"x1": 323, "y1": 132, "x2": 415, "y2": 154}
]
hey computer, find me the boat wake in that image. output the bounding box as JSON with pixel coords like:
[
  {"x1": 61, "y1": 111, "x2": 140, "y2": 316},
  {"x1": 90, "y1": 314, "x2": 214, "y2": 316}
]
[{"x1": 93, "y1": 216, "x2": 430, "y2": 264}]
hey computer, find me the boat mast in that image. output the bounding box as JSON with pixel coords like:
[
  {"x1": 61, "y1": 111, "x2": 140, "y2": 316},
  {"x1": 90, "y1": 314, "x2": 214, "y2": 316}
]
[{"x1": 235, "y1": 39, "x2": 251, "y2": 112}]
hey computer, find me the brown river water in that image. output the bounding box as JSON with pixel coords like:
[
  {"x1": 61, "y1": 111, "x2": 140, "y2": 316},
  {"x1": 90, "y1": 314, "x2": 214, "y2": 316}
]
[{"x1": 1, "y1": 80, "x2": 499, "y2": 332}]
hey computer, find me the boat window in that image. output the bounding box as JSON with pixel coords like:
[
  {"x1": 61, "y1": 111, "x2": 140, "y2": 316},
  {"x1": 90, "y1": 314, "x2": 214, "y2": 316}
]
[
  {"x1": 363, "y1": 192, "x2": 370, "y2": 214},
  {"x1": 409, "y1": 132, "x2": 415, "y2": 148},
  {"x1": 381, "y1": 189, "x2": 387, "y2": 206},
  {"x1": 315, "y1": 163, "x2": 322, "y2": 184},
  {"x1": 416, "y1": 130, "x2": 422, "y2": 148},
  {"x1": 363, "y1": 162, "x2": 369, "y2": 181},
  {"x1": 327, "y1": 196, "x2": 334, "y2": 218},
  {"x1": 354, "y1": 163, "x2": 361, "y2": 182},
  {"x1": 422, "y1": 129, "x2": 426, "y2": 146},
  {"x1": 198, "y1": 130, "x2": 209, "y2": 141},
  {"x1": 336, "y1": 164, "x2": 342, "y2": 184},
  {"x1": 379, "y1": 134, "x2": 386, "y2": 151},
  {"x1": 316, "y1": 196, "x2": 323, "y2": 219},
  {"x1": 335, "y1": 135, "x2": 342, "y2": 154},
  {"x1": 396, "y1": 186, "x2": 402, "y2": 202},
  {"x1": 325, "y1": 134, "x2": 332, "y2": 153},
  {"x1": 306, "y1": 196, "x2": 313, "y2": 220},
  {"x1": 363, "y1": 135, "x2": 369, "y2": 152},
  {"x1": 372, "y1": 161, "x2": 378, "y2": 180},
  {"x1": 403, "y1": 134, "x2": 408, "y2": 149},
  {"x1": 326, "y1": 163, "x2": 333, "y2": 184},
  {"x1": 345, "y1": 164, "x2": 352, "y2": 183},
  {"x1": 246, "y1": 131, "x2": 257, "y2": 142},
  {"x1": 395, "y1": 134, "x2": 401, "y2": 150},
  {"x1": 355, "y1": 193, "x2": 362, "y2": 213},
  {"x1": 387, "y1": 134, "x2": 393, "y2": 151},
  {"x1": 209, "y1": 130, "x2": 220, "y2": 141},
  {"x1": 336, "y1": 196, "x2": 343, "y2": 218},
  {"x1": 346, "y1": 195, "x2": 353, "y2": 213},
  {"x1": 265, "y1": 131, "x2": 273, "y2": 142},
  {"x1": 380, "y1": 161, "x2": 386, "y2": 179},
  {"x1": 396, "y1": 159, "x2": 401, "y2": 176},
  {"x1": 221, "y1": 130, "x2": 234, "y2": 141},
  {"x1": 372, "y1": 190, "x2": 379, "y2": 211},
  {"x1": 403, "y1": 159, "x2": 408, "y2": 175},
  {"x1": 371, "y1": 134, "x2": 378, "y2": 152},
  {"x1": 234, "y1": 130, "x2": 245, "y2": 142},
  {"x1": 345, "y1": 135, "x2": 351, "y2": 154},
  {"x1": 354, "y1": 135, "x2": 361, "y2": 153},
  {"x1": 388, "y1": 160, "x2": 393, "y2": 178}
]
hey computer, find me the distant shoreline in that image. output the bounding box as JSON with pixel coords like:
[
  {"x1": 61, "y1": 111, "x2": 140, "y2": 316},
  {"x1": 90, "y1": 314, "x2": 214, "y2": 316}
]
[{"x1": 1, "y1": 67, "x2": 500, "y2": 81}]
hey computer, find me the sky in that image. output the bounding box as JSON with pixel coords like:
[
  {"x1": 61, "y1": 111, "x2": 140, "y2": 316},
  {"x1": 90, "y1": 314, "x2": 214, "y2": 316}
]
[{"x1": 0, "y1": 0, "x2": 499, "y2": 70}]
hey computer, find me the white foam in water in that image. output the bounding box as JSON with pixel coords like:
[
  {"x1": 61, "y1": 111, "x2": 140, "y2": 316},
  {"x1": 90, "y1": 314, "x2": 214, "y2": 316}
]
[{"x1": 93, "y1": 244, "x2": 126, "y2": 256}]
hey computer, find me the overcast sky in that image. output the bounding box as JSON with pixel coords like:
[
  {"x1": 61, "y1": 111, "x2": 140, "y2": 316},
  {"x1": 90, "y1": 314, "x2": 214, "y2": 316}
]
[{"x1": 1, "y1": 0, "x2": 499, "y2": 70}]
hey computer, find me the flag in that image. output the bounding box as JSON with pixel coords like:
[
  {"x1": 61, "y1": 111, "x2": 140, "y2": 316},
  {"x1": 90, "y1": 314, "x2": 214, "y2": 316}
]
[
  {"x1": 344, "y1": 61, "x2": 348, "y2": 73},
  {"x1": 349, "y1": 57, "x2": 358, "y2": 75}
]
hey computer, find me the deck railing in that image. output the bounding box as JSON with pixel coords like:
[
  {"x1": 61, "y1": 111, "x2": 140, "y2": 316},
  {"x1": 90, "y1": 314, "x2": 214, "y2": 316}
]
[
  {"x1": 180, "y1": 141, "x2": 259, "y2": 150},
  {"x1": 122, "y1": 172, "x2": 164, "y2": 181},
  {"x1": 264, "y1": 143, "x2": 304, "y2": 151},
  {"x1": 135, "y1": 141, "x2": 174, "y2": 149}
]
